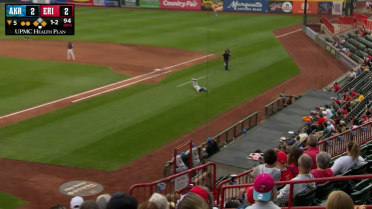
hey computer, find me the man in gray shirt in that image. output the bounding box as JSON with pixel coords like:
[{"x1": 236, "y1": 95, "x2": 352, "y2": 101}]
[{"x1": 276, "y1": 154, "x2": 316, "y2": 205}]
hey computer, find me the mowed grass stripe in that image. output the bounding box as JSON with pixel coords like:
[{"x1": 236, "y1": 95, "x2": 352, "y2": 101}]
[
  {"x1": 0, "y1": 192, "x2": 28, "y2": 209},
  {"x1": 0, "y1": 57, "x2": 127, "y2": 115}
]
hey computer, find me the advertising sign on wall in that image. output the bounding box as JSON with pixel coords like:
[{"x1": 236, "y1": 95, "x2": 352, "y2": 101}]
[
  {"x1": 32, "y1": 0, "x2": 48, "y2": 3},
  {"x1": 94, "y1": 0, "x2": 104, "y2": 5},
  {"x1": 140, "y1": 0, "x2": 159, "y2": 7},
  {"x1": 121, "y1": 0, "x2": 139, "y2": 6},
  {"x1": 51, "y1": 0, "x2": 68, "y2": 3},
  {"x1": 223, "y1": 0, "x2": 268, "y2": 13},
  {"x1": 318, "y1": 2, "x2": 332, "y2": 15},
  {"x1": 160, "y1": 0, "x2": 201, "y2": 10},
  {"x1": 201, "y1": 0, "x2": 223, "y2": 11},
  {"x1": 67, "y1": 0, "x2": 93, "y2": 5},
  {"x1": 268, "y1": 1, "x2": 292, "y2": 13},
  {"x1": 292, "y1": 1, "x2": 318, "y2": 14},
  {"x1": 104, "y1": 0, "x2": 119, "y2": 6},
  {"x1": 332, "y1": 1, "x2": 342, "y2": 15}
]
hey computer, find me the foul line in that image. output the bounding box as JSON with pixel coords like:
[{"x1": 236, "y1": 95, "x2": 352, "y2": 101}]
[
  {"x1": 275, "y1": 29, "x2": 302, "y2": 38},
  {"x1": 72, "y1": 70, "x2": 172, "y2": 103},
  {"x1": 177, "y1": 75, "x2": 209, "y2": 87},
  {"x1": 0, "y1": 54, "x2": 213, "y2": 120},
  {"x1": 163, "y1": 54, "x2": 214, "y2": 70}
]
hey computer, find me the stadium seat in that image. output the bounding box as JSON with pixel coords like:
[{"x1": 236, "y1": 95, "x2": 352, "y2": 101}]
[
  {"x1": 315, "y1": 181, "x2": 334, "y2": 201},
  {"x1": 350, "y1": 163, "x2": 368, "y2": 175},
  {"x1": 293, "y1": 189, "x2": 316, "y2": 206},
  {"x1": 350, "y1": 179, "x2": 372, "y2": 205}
]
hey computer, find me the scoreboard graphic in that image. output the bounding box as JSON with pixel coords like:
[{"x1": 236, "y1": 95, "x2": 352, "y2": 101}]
[{"x1": 5, "y1": 4, "x2": 74, "y2": 35}]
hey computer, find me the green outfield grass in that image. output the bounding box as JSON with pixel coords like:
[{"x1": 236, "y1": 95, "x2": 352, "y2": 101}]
[
  {"x1": 0, "y1": 57, "x2": 127, "y2": 115},
  {"x1": 0, "y1": 192, "x2": 28, "y2": 209},
  {"x1": 0, "y1": 6, "x2": 302, "y2": 170}
]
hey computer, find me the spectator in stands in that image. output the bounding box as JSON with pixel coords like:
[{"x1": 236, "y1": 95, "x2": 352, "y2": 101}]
[
  {"x1": 317, "y1": 113, "x2": 326, "y2": 129},
  {"x1": 181, "y1": 152, "x2": 190, "y2": 168},
  {"x1": 81, "y1": 200, "x2": 99, "y2": 209},
  {"x1": 138, "y1": 201, "x2": 158, "y2": 209},
  {"x1": 305, "y1": 122, "x2": 313, "y2": 135},
  {"x1": 326, "y1": 191, "x2": 354, "y2": 209},
  {"x1": 96, "y1": 194, "x2": 111, "y2": 209},
  {"x1": 246, "y1": 173, "x2": 280, "y2": 209},
  {"x1": 107, "y1": 193, "x2": 137, "y2": 209},
  {"x1": 348, "y1": 70, "x2": 357, "y2": 80},
  {"x1": 191, "y1": 143, "x2": 201, "y2": 167},
  {"x1": 310, "y1": 151, "x2": 334, "y2": 184},
  {"x1": 304, "y1": 134, "x2": 320, "y2": 169},
  {"x1": 188, "y1": 186, "x2": 213, "y2": 209},
  {"x1": 251, "y1": 149, "x2": 281, "y2": 182},
  {"x1": 276, "y1": 154, "x2": 316, "y2": 205},
  {"x1": 352, "y1": 92, "x2": 364, "y2": 107},
  {"x1": 331, "y1": 141, "x2": 366, "y2": 175},
  {"x1": 50, "y1": 204, "x2": 66, "y2": 209},
  {"x1": 333, "y1": 81, "x2": 341, "y2": 92},
  {"x1": 275, "y1": 151, "x2": 294, "y2": 181},
  {"x1": 70, "y1": 196, "x2": 84, "y2": 209},
  {"x1": 205, "y1": 137, "x2": 220, "y2": 157},
  {"x1": 177, "y1": 193, "x2": 209, "y2": 209},
  {"x1": 287, "y1": 146, "x2": 303, "y2": 177},
  {"x1": 149, "y1": 193, "x2": 169, "y2": 209}
]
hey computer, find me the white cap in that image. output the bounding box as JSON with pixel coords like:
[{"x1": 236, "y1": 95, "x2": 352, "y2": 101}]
[{"x1": 70, "y1": 196, "x2": 84, "y2": 209}]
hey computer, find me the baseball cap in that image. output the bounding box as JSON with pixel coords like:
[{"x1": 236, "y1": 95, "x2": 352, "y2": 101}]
[
  {"x1": 189, "y1": 186, "x2": 209, "y2": 204},
  {"x1": 277, "y1": 151, "x2": 287, "y2": 164},
  {"x1": 245, "y1": 186, "x2": 255, "y2": 204},
  {"x1": 70, "y1": 196, "x2": 84, "y2": 209},
  {"x1": 253, "y1": 173, "x2": 274, "y2": 202}
]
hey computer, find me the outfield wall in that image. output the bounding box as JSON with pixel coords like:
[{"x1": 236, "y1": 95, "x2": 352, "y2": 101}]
[
  {"x1": 304, "y1": 26, "x2": 359, "y2": 70},
  {"x1": 2, "y1": 0, "x2": 345, "y2": 14}
]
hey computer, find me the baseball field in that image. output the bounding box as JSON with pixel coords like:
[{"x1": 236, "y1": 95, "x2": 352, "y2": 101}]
[{"x1": 0, "y1": 5, "x2": 305, "y2": 207}]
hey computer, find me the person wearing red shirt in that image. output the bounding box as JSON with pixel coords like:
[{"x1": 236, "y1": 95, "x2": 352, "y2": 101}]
[
  {"x1": 304, "y1": 135, "x2": 320, "y2": 169},
  {"x1": 318, "y1": 113, "x2": 326, "y2": 127},
  {"x1": 276, "y1": 151, "x2": 294, "y2": 181},
  {"x1": 333, "y1": 82, "x2": 340, "y2": 92},
  {"x1": 287, "y1": 146, "x2": 303, "y2": 177},
  {"x1": 310, "y1": 151, "x2": 334, "y2": 184}
]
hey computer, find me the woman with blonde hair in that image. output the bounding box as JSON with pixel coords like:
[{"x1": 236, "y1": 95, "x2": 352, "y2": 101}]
[
  {"x1": 331, "y1": 141, "x2": 366, "y2": 175},
  {"x1": 177, "y1": 193, "x2": 209, "y2": 209},
  {"x1": 326, "y1": 191, "x2": 354, "y2": 209}
]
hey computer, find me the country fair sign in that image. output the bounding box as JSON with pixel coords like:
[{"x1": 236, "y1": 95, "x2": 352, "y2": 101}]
[{"x1": 160, "y1": 0, "x2": 201, "y2": 10}]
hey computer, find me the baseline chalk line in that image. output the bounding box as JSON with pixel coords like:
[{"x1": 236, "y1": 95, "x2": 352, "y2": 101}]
[
  {"x1": 275, "y1": 29, "x2": 302, "y2": 38},
  {"x1": 177, "y1": 75, "x2": 209, "y2": 87}
]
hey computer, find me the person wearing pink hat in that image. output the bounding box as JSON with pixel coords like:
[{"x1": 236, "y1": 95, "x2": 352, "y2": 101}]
[{"x1": 245, "y1": 173, "x2": 280, "y2": 209}]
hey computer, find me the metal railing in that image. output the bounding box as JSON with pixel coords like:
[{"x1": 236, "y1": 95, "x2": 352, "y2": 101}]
[
  {"x1": 163, "y1": 112, "x2": 258, "y2": 177},
  {"x1": 318, "y1": 121, "x2": 372, "y2": 157},
  {"x1": 264, "y1": 96, "x2": 298, "y2": 118},
  {"x1": 214, "y1": 169, "x2": 253, "y2": 205},
  {"x1": 219, "y1": 174, "x2": 372, "y2": 209},
  {"x1": 214, "y1": 112, "x2": 258, "y2": 147},
  {"x1": 130, "y1": 162, "x2": 216, "y2": 204}
]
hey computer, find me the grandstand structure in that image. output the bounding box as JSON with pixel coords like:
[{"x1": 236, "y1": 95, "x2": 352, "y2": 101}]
[{"x1": 130, "y1": 13, "x2": 372, "y2": 208}]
